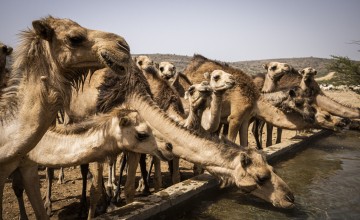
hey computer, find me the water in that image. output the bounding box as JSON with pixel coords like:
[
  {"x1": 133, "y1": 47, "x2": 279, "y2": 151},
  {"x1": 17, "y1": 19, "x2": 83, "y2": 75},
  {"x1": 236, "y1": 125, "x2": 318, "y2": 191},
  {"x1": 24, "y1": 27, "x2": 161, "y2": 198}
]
[{"x1": 166, "y1": 131, "x2": 360, "y2": 220}]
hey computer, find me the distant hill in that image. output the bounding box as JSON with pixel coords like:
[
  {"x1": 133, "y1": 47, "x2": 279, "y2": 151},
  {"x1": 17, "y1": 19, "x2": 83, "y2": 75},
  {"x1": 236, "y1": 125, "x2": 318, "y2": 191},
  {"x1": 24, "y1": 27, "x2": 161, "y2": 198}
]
[{"x1": 134, "y1": 54, "x2": 333, "y2": 77}]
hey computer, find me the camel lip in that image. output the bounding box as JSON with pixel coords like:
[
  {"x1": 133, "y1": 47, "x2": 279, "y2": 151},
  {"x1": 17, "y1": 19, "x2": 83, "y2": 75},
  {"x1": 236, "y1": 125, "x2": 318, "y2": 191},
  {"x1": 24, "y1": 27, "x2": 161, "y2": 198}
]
[
  {"x1": 213, "y1": 82, "x2": 235, "y2": 91},
  {"x1": 100, "y1": 51, "x2": 128, "y2": 74}
]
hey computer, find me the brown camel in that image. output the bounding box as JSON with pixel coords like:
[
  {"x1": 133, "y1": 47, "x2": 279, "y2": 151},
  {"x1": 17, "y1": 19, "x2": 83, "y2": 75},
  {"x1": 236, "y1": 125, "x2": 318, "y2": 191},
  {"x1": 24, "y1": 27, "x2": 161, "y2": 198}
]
[
  {"x1": 95, "y1": 59, "x2": 296, "y2": 209},
  {"x1": 0, "y1": 16, "x2": 131, "y2": 219}
]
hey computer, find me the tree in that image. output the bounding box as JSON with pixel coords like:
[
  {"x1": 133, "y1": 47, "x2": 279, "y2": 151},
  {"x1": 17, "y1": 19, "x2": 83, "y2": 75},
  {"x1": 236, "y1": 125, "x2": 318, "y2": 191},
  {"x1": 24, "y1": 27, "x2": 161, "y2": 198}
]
[{"x1": 327, "y1": 55, "x2": 360, "y2": 86}]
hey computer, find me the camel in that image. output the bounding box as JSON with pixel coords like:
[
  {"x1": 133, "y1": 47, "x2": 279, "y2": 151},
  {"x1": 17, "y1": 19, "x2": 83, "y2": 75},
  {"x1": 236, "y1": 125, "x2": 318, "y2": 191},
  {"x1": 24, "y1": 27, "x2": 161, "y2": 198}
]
[
  {"x1": 0, "y1": 42, "x2": 12, "y2": 88},
  {"x1": 0, "y1": 16, "x2": 131, "y2": 164},
  {"x1": 95, "y1": 59, "x2": 296, "y2": 209},
  {"x1": 158, "y1": 61, "x2": 192, "y2": 98},
  {"x1": 183, "y1": 81, "x2": 213, "y2": 131},
  {"x1": 9, "y1": 109, "x2": 171, "y2": 220}
]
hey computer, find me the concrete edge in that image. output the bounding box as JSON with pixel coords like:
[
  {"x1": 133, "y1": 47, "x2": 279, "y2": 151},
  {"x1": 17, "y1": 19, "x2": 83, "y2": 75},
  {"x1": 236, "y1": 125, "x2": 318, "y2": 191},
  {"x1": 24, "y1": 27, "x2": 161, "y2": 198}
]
[{"x1": 96, "y1": 129, "x2": 332, "y2": 220}]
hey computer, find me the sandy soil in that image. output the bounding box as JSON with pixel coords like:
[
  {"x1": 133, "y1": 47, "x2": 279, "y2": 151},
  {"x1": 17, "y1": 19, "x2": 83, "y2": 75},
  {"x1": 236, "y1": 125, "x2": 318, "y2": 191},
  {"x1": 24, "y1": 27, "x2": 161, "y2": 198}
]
[{"x1": 2, "y1": 90, "x2": 359, "y2": 220}]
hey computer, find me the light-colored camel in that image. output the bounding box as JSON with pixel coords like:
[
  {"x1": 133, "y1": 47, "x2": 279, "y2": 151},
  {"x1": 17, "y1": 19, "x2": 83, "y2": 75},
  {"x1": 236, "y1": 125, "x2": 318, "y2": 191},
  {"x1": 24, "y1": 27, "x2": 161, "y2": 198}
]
[
  {"x1": 97, "y1": 59, "x2": 296, "y2": 209},
  {"x1": 158, "y1": 61, "x2": 192, "y2": 98},
  {"x1": 0, "y1": 16, "x2": 131, "y2": 164},
  {"x1": 201, "y1": 70, "x2": 235, "y2": 133},
  {"x1": 9, "y1": 109, "x2": 168, "y2": 220},
  {"x1": 183, "y1": 81, "x2": 213, "y2": 131},
  {"x1": 0, "y1": 42, "x2": 12, "y2": 89}
]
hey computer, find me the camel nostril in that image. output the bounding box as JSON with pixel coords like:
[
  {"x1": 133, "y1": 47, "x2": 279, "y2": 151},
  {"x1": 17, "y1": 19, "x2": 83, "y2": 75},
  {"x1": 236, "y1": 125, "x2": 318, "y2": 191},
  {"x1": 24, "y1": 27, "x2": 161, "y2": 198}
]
[
  {"x1": 166, "y1": 143, "x2": 173, "y2": 151},
  {"x1": 285, "y1": 192, "x2": 295, "y2": 203},
  {"x1": 116, "y1": 41, "x2": 130, "y2": 53}
]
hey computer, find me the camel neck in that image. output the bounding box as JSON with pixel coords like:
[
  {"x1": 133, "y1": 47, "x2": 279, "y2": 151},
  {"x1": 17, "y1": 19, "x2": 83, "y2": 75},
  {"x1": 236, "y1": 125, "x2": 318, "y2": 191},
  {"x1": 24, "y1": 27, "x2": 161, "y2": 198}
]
[
  {"x1": 202, "y1": 92, "x2": 223, "y2": 132},
  {"x1": 184, "y1": 105, "x2": 205, "y2": 131},
  {"x1": 127, "y1": 92, "x2": 242, "y2": 177},
  {"x1": 26, "y1": 128, "x2": 115, "y2": 167},
  {"x1": 262, "y1": 74, "x2": 276, "y2": 93}
]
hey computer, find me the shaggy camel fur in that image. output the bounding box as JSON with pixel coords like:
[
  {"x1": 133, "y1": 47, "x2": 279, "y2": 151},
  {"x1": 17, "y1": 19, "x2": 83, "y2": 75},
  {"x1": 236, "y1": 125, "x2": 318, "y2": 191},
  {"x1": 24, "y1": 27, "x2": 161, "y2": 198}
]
[
  {"x1": 10, "y1": 109, "x2": 166, "y2": 220},
  {"x1": 96, "y1": 59, "x2": 296, "y2": 209},
  {"x1": 0, "y1": 16, "x2": 131, "y2": 164},
  {"x1": 0, "y1": 42, "x2": 12, "y2": 89}
]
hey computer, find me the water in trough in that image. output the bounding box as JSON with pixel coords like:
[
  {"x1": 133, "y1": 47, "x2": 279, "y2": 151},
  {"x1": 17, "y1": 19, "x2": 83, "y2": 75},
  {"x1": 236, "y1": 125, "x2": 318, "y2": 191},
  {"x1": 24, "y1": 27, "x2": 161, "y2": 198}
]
[{"x1": 161, "y1": 130, "x2": 360, "y2": 219}]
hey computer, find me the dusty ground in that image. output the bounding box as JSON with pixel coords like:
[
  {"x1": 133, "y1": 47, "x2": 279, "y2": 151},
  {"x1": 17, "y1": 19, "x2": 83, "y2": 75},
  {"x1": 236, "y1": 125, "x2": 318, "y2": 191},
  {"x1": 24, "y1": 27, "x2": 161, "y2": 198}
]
[{"x1": 3, "y1": 90, "x2": 360, "y2": 220}]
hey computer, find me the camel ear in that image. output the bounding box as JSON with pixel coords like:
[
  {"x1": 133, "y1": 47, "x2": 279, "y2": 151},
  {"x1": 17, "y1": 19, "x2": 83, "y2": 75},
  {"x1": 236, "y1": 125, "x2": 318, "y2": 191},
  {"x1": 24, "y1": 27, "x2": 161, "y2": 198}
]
[
  {"x1": 6, "y1": 46, "x2": 13, "y2": 55},
  {"x1": 203, "y1": 72, "x2": 210, "y2": 80},
  {"x1": 240, "y1": 152, "x2": 252, "y2": 168},
  {"x1": 32, "y1": 20, "x2": 54, "y2": 41},
  {"x1": 184, "y1": 91, "x2": 189, "y2": 100},
  {"x1": 262, "y1": 63, "x2": 268, "y2": 70},
  {"x1": 154, "y1": 62, "x2": 159, "y2": 70},
  {"x1": 298, "y1": 69, "x2": 305, "y2": 75},
  {"x1": 119, "y1": 116, "x2": 131, "y2": 126}
]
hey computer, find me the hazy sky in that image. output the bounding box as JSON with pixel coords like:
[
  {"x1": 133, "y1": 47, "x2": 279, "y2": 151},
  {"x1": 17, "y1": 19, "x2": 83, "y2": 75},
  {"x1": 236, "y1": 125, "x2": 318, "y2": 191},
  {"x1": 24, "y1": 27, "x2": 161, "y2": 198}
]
[{"x1": 0, "y1": 0, "x2": 359, "y2": 62}]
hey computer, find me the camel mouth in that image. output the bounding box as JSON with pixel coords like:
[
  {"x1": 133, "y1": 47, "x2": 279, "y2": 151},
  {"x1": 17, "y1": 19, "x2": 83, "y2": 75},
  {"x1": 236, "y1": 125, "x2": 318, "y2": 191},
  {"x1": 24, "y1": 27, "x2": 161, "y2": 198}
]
[
  {"x1": 213, "y1": 82, "x2": 235, "y2": 91},
  {"x1": 100, "y1": 51, "x2": 128, "y2": 74}
]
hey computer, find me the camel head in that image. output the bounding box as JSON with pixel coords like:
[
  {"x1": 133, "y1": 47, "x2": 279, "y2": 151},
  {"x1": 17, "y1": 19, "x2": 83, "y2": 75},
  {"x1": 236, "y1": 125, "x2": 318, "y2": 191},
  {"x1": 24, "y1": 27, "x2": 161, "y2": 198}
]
[
  {"x1": 231, "y1": 149, "x2": 294, "y2": 209},
  {"x1": 112, "y1": 111, "x2": 173, "y2": 161},
  {"x1": 134, "y1": 55, "x2": 155, "y2": 71},
  {"x1": 184, "y1": 81, "x2": 213, "y2": 111},
  {"x1": 299, "y1": 67, "x2": 317, "y2": 83},
  {"x1": 158, "y1": 61, "x2": 176, "y2": 80},
  {"x1": 29, "y1": 16, "x2": 130, "y2": 81},
  {"x1": 204, "y1": 70, "x2": 235, "y2": 93},
  {"x1": 281, "y1": 87, "x2": 316, "y2": 123},
  {"x1": 313, "y1": 107, "x2": 350, "y2": 131},
  {"x1": 262, "y1": 62, "x2": 292, "y2": 82}
]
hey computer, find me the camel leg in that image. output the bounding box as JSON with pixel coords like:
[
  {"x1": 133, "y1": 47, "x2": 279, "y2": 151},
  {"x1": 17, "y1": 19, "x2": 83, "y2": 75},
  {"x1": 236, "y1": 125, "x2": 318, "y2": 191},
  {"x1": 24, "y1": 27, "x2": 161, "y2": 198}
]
[
  {"x1": 171, "y1": 157, "x2": 180, "y2": 184},
  {"x1": 112, "y1": 152, "x2": 127, "y2": 203},
  {"x1": 57, "y1": 167, "x2": 64, "y2": 184},
  {"x1": 44, "y1": 167, "x2": 54, "y2": 216},
  {"x1": 153, "y1": 157, "x2": 162, "y2": 191},
  {"x1": 88, "y1": 162, "x2": 104, "y2": 220},
  {"x1": 0, "y1": 160, "x2": 19, "y2": 220},
  {"x1": 266, "y1": 123, "x2": 274, "y2": 147},
  {"x1": 251, "y1": 119, "x2": 262, "y2": 149},
  {"x1": 106, "y1": 159, "x2": 114, "y2": 198},
  {"x1": 239, "y1": 118, "x2": 250, "y2": 147},
  {"x1": 137, "y1": 154, "x2": 150, "y2": 195},
  {"x1": 11, "y1": 169, "x2": 28, "y2": 220},
  {"x1": 276, "y1": 127, "x2": 283, "y2": 144},
  {"x1": 79, "y1": 164, "x2": 89, "y2": 218},
  {"x1": 124, "y1": 152, "x2": 140, "y2": 203},
  {"x1": 258, "y1": 120, "x2": 265, "y2": 147},
  {"x1": 19, "y1": 165, "x2": 49, "y2": 220}
]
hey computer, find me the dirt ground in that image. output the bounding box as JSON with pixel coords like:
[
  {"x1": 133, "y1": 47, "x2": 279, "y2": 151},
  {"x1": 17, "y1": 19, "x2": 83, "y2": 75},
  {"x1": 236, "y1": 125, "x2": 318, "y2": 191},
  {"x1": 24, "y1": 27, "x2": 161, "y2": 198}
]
[{"x1": 2, "y1": 90, "x2": 360, "y2": 220}]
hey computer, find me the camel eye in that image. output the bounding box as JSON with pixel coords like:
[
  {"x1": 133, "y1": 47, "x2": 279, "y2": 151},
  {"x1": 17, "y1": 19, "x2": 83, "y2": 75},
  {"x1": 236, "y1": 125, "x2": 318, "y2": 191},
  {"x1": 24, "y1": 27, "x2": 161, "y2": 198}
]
[
  {"x1": 270, "y1": 65, "x2": 277, "y2": 71},
  {"x1": 257, "y1": 175, "x2": 270, "y2": 185},
  {"x1": 2, "y1": 46, "x2": 7, "y2": 53},
  {"x1": 159, "y1": 67, "x2": 164, "y2": 72},
  {"x1": 68, "y1": 35, "x2": 85, "y2": 46},
  {"x1": 136, "y1": 132, "x2": 149, "y2": 141},
  {"x1": 138, "y1": 61, "x2": 143, "y2": 66},
  {"x1": 213, "y1": 75, "x2": 220, "y2": 81},
  {"x1": 187, "y1": 86, "x2": 195, "y2": 94}
]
